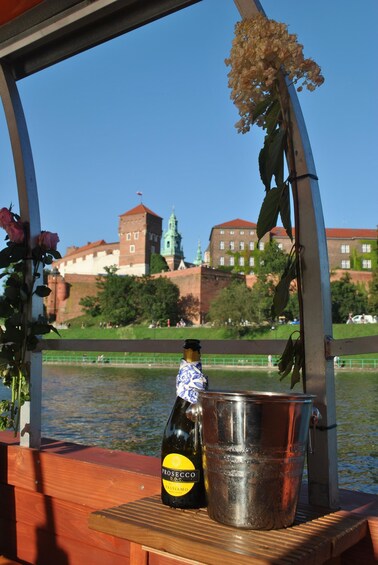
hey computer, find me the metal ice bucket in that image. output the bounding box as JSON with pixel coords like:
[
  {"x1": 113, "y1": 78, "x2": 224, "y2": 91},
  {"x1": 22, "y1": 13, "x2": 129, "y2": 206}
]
[{"x1": 197, "y1": 390, "x2": 315, "y2": 530}]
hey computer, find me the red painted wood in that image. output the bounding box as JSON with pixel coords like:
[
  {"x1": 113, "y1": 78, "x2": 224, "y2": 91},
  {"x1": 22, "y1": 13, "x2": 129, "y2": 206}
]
[
  {"x1": 0, "y1": 485, "x2": 130, "y2": 556},
  {"x1": 1, "y1": 440, "x2": 160, "y2": 509},
  {"x1": 130, "y1": 542, "x2": 148, "y2": 565},
  {"x1": 0, "y1": 434, "x2": 376, "y2": 565},
  {"x1": 1, "y1": 519, "x2": 128, "y2": 565}
]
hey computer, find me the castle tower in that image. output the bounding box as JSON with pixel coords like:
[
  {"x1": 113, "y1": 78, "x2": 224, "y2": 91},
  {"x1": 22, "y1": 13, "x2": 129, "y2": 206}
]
[
  {"x1": 118, "y1": 204, "x2": 162, "y2": 275},
  {"x1": 193, "y1": 240, "x2": 203, "y2": 266},
  {"x1": 161, "y1": 208, "x2": 184, "y2": 271}
]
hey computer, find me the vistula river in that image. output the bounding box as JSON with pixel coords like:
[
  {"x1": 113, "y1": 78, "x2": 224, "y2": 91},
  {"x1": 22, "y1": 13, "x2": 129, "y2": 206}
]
[{"x1": 41, "y1": 365, "x2": 377, "y2": 495}]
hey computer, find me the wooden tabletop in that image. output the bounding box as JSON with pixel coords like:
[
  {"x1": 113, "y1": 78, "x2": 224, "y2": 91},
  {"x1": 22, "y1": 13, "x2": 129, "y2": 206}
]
[{"x1": 88, "y1": 493, "x2": 369, "y2": 564}]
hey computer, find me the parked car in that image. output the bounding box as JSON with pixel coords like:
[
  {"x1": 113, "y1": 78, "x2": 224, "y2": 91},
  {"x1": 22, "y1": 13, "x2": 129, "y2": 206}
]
[{"x1": 351, "y1": 314, "x2": 376, "y2": 324}]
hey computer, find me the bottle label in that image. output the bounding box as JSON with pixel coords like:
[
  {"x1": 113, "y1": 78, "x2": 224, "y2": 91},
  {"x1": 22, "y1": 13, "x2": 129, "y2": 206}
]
[{"x1": 162, "y1": 453, "x2": 200, "y2": 497}]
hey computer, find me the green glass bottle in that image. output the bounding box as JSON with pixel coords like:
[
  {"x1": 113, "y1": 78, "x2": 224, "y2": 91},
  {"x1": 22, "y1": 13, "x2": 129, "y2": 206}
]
[{"x1": 161, "y1": 339, "x2": 208, "y2": 509}]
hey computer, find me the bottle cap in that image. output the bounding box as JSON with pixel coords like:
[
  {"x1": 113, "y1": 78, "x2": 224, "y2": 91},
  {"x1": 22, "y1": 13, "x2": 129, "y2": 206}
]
[{"x1": 183, "y1": 339, "x2": 201, "y2": 351}]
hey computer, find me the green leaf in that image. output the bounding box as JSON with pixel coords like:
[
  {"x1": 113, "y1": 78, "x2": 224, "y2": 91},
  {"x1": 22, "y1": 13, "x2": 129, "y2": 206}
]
[
  {"x1": 258, "y1": 142, "x2": 270, "y2": 191},
  {"x1": 290, "y1": 340, "x2": 304, "y2": 389},
  {"x1": 265, "y1": 99, "x2": 281, "y2": 135},
  {"x1": 268, "y1": 127, "x2": 286, "y2": 186},
  {"x1": 257, "y1": 188, "x2": 280, "y2": 240},
  {"x1": 0, "y1": 245, "x2": 12, "y2": 262},
  {"x1": 34, "y1": 285, "x2": 51, "y2": 297},
  {"x1": 0, "y1": 300, "x2": 13, "y2": 318},
  {"x1": 4, "y1": 286, "x2": 19, "y2": 302},
  {"x1": 278, "y1": 335, "x2": 294, "y2": 377},
  {"x1": 252, "y1": 96, "x2": 274, "y2": 124},
  {"x1": 48, "y1": 249, "x2": 62, "y2": 260},
  {"x1": 272, "y1": 251, "x2": 297, "y2": 316},
  {"x1": 278, "y1": 182, "x2": 292, "y2": 240}
]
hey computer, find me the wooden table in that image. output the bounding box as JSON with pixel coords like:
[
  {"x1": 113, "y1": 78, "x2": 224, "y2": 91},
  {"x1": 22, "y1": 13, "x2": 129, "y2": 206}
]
[{"x1": 88, "y1": 492, "x2": 375, "y2": 564}]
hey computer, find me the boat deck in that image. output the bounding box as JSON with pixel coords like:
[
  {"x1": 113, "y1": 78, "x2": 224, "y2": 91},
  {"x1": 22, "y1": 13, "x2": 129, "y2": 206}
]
[{"x1": 89, "y1": 489, "x2": 378, "y2": 564}]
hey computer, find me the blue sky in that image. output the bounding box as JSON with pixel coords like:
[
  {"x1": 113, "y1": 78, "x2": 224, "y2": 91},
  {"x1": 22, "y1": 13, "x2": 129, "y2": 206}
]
[{"x1": 1, "y1": 0, "x2": 377, "y2": 263}]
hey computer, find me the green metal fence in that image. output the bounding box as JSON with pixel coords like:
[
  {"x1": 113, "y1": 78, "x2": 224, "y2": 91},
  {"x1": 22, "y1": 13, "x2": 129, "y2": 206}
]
[{"x1": 42, "y1": 354, "x2": 378, "y2": 370}]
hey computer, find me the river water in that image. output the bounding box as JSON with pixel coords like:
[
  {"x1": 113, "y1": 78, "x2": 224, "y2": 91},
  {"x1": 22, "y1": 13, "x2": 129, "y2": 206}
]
[{"x1": 41, "y1": 365, "x2": 377, "y2": 495}]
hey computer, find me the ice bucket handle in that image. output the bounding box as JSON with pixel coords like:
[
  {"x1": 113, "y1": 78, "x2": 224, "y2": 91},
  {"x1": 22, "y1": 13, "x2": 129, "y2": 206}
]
[
  {"x1": 186, "y1": 403, "x2": 202, "y2": 422},
  {"x1": 308, "y1": 407, "x2": 321, "y2": 454}
]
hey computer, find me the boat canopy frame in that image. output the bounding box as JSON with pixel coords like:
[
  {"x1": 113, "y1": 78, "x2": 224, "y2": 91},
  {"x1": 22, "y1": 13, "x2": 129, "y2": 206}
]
[{"x1": 0, "y1": 0, "x2": 377, "y2": 510}]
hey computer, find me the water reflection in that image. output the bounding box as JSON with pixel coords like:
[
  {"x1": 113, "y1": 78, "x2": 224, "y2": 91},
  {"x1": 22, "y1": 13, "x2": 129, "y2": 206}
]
[{"x1": 42, "y1": 365, "x2": 377, "y2": 494}]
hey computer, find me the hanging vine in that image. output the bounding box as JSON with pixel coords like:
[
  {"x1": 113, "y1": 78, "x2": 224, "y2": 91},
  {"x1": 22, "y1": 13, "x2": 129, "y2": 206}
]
[{"x1": 225, "y1": 14, "x2": 324, "y2": 386}]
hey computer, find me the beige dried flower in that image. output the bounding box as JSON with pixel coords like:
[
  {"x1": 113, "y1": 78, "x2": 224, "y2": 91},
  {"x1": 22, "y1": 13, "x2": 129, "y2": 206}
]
[{"x1": 225, "y1": 14, "x2": 324, "y2": 133}]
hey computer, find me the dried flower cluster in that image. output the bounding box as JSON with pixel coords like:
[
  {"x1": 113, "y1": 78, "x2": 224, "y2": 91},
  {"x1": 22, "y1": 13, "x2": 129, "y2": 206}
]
[{"x1": 225, "y1": 14, "x2": 324, "y2": 133}]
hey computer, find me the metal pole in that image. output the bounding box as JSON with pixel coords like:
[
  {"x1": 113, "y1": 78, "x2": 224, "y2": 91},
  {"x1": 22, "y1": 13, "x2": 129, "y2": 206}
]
[
  {"x1": 233, "y1": 0, "x2": 339, "y2": 508},
  {"x1": 0, "y1": 62, "x2": 42, "y2": 449}
]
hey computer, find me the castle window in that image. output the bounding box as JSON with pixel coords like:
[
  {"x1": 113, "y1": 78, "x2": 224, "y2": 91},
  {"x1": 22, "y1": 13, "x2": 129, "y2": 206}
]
[
  {"x1": 249, "y1": 230, "x2": 254, "y2": 235},
  {"x1": 219, "y1": 256, "x2": 224, "y2": 266},
  {"x1": 341, "y1": 244, "x2": 350, "y2": 254},
  {"x1": 249, "y1": 242, "x2": 254, "y2": 251},
  {"x1": 220, "y1": 229, "x2": 224, "y2": 234},
  {"x1": 229, "y1": 241, "x2": 235, "y2": 250},
  {"x1": 134, "y1": 232, "x2": 139, "y2": 240},
  {"x1": 239, "y1": 241, "x2": 245, "y2": 251},
  {"x1": 220, "y1": 241, "x2": 225, "y2": 250},
  {"x1": 362, "y1": 259, "x2": 372, "y2": 269},
  {"x1": 239, "y1": 230, "x2": 244, "y2": 235},
  {"x1": 239, "y1": 256, "x2": 245, "y2": 266},
  {"x1": 362, "y1": 244, "x2": 371, "y2": 253},
  {"x1": 230, "y1": 230, "x2": 235, "y2": 235},
  {"x1": 130, "y1": 245, "x2": 135, "y2": 253},
  {"x1": 258, "y1": 242, "x2": 265, "y2": 251},
  {"x1": 249, "y1": 257, "x2": 255, "y2": 267},
  {"x1": 341, "y1": 260, "x2": 350, "y2": 269},
  {"x1": 126, "y1": 233, "x2": 131, "y2": 240},
  {"x1": 229, "y1": 256, "x2": 235, "y2": 266}
]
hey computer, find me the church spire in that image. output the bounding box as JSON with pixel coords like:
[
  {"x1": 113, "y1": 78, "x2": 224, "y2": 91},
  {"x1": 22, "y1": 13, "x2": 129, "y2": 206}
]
[
  {"x1": 193, "y1": 240, "x2": 203, "y2": 266},
  {"x1": 161, "y1": 207, "x2": 184, "y2": 270}
]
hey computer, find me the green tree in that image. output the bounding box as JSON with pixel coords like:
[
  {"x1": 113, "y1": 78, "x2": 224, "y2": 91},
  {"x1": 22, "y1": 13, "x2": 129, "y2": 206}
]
[
  {"x1": 150, "y1": 253, "x2": 169, "y2": 274},
  {"x1": 209, "y1": 280, "x2": 258, "y2": 326},
  {"x1": 368, "y1": 269, "x2": 378, "y2": 314},
  {"x1": 79, "y1": 295, "x2": 101, "y2": 317},
  {"x1": 137, "y1": 276, "x2": 180, "y2": 325},
  {"x1": 249, "y1": 275, "x2": 276, "y2": 322},
  {"x1": 97, "y1": 266, "x2": 138, "y2": 326},
  {"x1": 259, "y1": 241, "x2": 287, "y2": 275},
  {"x1": 331, "y1": 273, "x2": 368, "y2": 323}
]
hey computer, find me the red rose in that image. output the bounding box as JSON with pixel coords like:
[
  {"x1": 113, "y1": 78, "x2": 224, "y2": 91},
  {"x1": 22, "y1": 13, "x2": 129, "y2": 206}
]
[
  {"x1": 39, "y1": 231, "x2": 59, "y2": 250},
  {"x1": 6, "y1": 221, "x2": 25, "y2": 244},
  {"x1": 0, "y1": 207, "x2": 14, "y2": 230}
]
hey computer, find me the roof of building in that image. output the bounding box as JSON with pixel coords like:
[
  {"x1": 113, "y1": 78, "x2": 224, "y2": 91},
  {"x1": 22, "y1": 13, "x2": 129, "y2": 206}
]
[
  {"x1": 324, "y1": 228, "x2": 377, "y2": 239},
  {"x1": 120, "y1": 204, "x2": 161, "y2": 218},
  {"x1": 63, "y1": 240, "x2": 118, "y2": 259},
  {"x1": 271, "y1": 226, "x2": 376, "y2": 239},
  {"x1": 213, "y1": 218, "x2": 257, "y2": 229}
]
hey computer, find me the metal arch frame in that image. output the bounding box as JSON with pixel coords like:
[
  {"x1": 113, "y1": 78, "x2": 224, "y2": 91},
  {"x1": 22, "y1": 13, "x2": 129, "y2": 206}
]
[
  {"x1": 0, "y1": 62, "x2": 43, "y2": 448},
  {"x1": 234, "y1": 0, "x2": 338, "y2": 507},
  {"x1": 0, "y1": 0, "x2": 339, "y2": 506}
]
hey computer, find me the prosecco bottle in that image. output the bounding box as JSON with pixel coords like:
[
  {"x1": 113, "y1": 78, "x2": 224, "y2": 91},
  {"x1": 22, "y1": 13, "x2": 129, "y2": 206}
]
[{"x1": 161, "y1": 339, "x2": 208, "y2": 509}]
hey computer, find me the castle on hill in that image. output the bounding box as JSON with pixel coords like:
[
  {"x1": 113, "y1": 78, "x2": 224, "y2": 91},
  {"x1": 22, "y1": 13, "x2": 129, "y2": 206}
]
[{"x1": 47, "y1": 203, "x2": 376, "y2": 325}]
